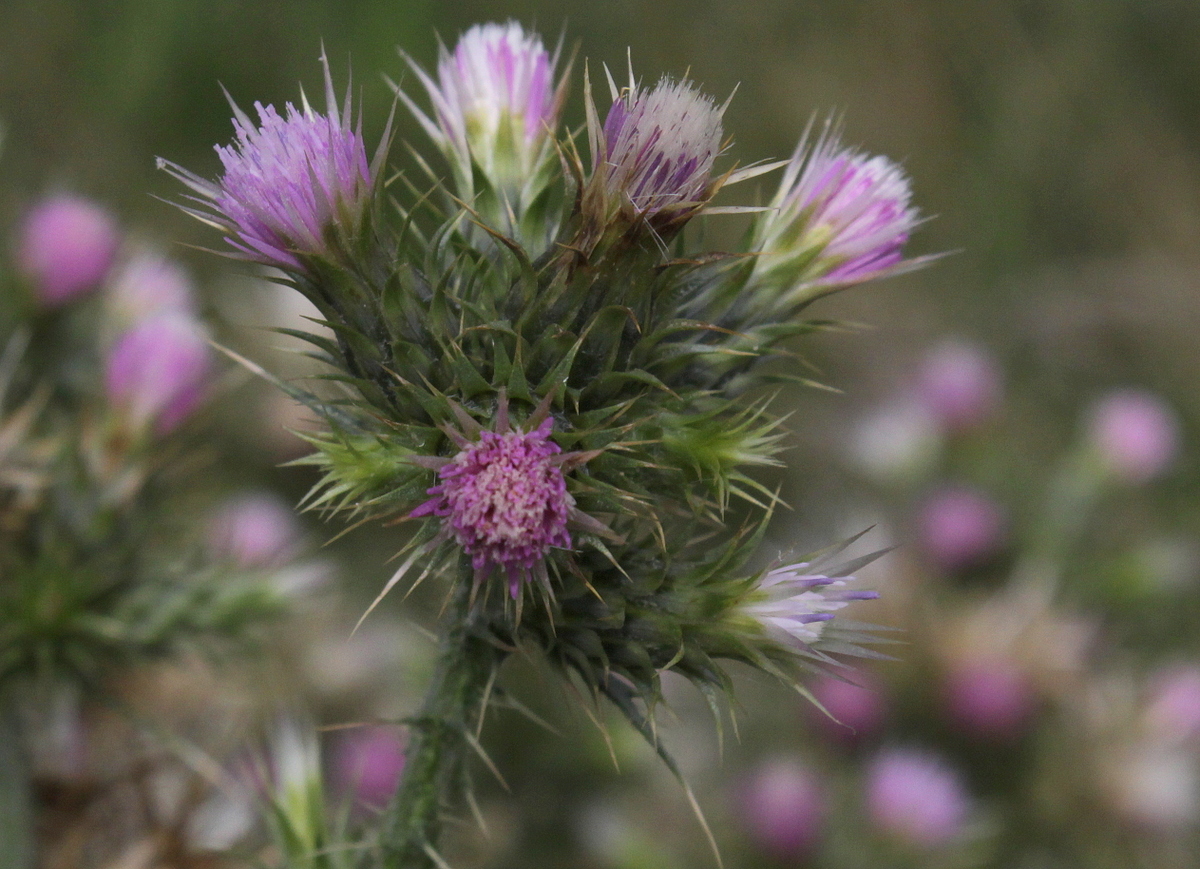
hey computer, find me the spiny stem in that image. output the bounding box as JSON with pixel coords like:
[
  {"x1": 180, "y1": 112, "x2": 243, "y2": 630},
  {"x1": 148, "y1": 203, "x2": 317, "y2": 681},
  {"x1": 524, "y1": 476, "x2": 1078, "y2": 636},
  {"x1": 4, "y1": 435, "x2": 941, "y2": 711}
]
[{"x1": 376, "y1": 579, "x2": 505, "y2": 869}]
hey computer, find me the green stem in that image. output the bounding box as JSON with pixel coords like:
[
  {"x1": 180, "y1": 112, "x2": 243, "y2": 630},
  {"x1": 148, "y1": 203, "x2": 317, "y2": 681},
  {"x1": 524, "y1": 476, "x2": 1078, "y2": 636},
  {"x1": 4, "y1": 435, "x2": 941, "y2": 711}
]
[{"x1": 376, "y1": 581, "x2": 505, "y2": 869}]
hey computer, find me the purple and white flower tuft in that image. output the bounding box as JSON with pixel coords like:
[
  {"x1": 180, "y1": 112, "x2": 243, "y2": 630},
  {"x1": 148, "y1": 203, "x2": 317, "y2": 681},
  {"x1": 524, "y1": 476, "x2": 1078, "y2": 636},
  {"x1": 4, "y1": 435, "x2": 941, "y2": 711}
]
[
  {"x1": 403, "y1": 22, "x2": 562, "y2": 191},
  {"x1": 159, "y1": 56, "x2": 374, "y2": 271},
  {"x1": 743, "y1": 562, "x2": 879, "y2": 647},
  {"x1": 592, "y1": 76, "x2": 725, "y2": 223},
  {"x1": 751, "y1": 119, "x2": 919, "y2": 303}
]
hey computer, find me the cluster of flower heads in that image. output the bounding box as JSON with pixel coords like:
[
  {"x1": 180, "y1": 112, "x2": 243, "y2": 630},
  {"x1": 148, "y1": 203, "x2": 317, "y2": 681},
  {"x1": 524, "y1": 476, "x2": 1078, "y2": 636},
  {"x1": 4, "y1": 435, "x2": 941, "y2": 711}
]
[{"x1": 160, "y1": 21, "x2": 921, "y2": 707}]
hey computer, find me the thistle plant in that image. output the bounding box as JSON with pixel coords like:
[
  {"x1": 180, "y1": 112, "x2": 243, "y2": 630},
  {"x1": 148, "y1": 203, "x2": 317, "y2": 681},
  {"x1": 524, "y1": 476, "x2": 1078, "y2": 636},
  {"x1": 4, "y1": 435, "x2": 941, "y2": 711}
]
[
  {"x1": 162, "y1": 21, "x2": 925, "y2": 867},
  {"x1": 0, "y1": 201, "x2": 290, "y2": 865}
]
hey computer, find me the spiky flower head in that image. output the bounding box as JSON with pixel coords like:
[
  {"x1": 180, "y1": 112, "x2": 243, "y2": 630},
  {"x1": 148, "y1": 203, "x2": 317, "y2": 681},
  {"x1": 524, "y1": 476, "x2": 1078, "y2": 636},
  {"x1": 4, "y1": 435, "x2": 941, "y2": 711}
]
[
  {"x1": 158, "y1": 56, "x2": 376, "y2": 272},
  {"x1": 587, "y1": 74, "x2": 726, "y2": 232},
  {"x1": 749, "y1": 119, "x2": 919, "y2": 309},
  {"x1": 409, "y1": 400, "x2": 604, "y2": 598},
  {"x1": 404, "y1": 22, "x2": 563, "y2": 199},
  {"x1": 741, "y1": 561, "x2": 879, "y2": 648}
]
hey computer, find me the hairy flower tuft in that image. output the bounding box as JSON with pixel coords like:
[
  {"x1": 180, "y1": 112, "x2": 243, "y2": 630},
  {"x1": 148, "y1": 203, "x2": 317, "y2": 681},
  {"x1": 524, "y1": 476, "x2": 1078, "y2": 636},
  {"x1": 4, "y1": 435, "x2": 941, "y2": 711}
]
[
  {"x1": 750, "y1": 119, "x2": 919, "y2": 306},
  {"x1": 743, "y1": 562, "x2": 879, "y2": 648},
  {"x1": 159, "y1": 57, "x2": 374, "y2": 271},
  {"x1": 412, "y1": 416, "x2": 573, "y2": 595},
  {"x1": 592, "y1": 75, "x2": 725, "y2": 225}
]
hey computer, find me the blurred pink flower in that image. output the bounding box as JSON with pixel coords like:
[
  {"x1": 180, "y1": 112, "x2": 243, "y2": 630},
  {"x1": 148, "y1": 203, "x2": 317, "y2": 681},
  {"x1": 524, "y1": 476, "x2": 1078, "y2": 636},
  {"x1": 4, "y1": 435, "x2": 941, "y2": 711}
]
[
  {"x1": 331, "y1": 725, "x2": 405, "y2": 808},
  {"x1": 1147, "y1": 664, "x2": 1200, "y2": 743},
  {"x1": 943, "y1": 658, "x2": 1034, "y2": 739},
  {"x1": 1087, "y1": 389, "x2": 1180, "y2": 483},
  {"x1": 107, "y1": 249, "x2": 197, "y2": 325},
  {"x1": 207, "y1": 493, "x2": 301, "y2": 568},
  {"x1": 916, "y1": 339, "x2": 1002, "y2": 432},
  {"x1": 866, "y1": 748, "x2": 970, "y2": 847},
  {"x1": 809, "y1": 672, "x2": 887, "y2": 743},
  {"x1": 17, "y1": 194, "x2": 120, "y2": 306},
  {"x1": 105, "y1": 312, "x2": 211, "y2": 435},
  {"x1": 919, "y1": 486, "x2": 1006, "y2": 571},
  {"x1": 738, "y1": 758, "x2": 826, "y2": 859}
]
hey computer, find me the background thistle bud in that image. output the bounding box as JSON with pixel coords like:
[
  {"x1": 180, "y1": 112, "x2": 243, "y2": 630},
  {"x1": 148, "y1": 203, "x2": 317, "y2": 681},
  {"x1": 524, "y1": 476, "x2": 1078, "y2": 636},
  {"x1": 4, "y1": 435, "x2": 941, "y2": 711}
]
[
  {"x1": 16, "y1": 194, "x2": 120, "y2": 307},
  {"x1": 749, "y1": 119, "x2": 919, "y2": 309},
  {"x1": 104, "y1": 311, "x2": 211, "y2": 435}
]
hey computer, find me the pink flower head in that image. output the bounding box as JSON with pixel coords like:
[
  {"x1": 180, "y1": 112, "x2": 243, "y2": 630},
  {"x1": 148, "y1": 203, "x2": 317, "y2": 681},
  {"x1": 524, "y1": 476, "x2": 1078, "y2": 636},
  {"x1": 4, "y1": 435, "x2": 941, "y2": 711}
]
[
  {"x1": 405, "y1": 22, "x2": 562, "y2": 187},
  {"x1": 1087, "y1": 389, "x2": 1180, "y2": 484},
  {"x1": 743, "y1": 562, "x2": 879, "y2": 648},
  {"x1": 1147, "y1": 664, "x2": 1200, "y2": 743},
  {"x1": 752, "y1": 120, "x2": 919, "y2": 301},
  {"x1": 942, "y1": 658, "x2": 1034, "y2": 739},
  {"x1": 738, "y1": 758, "x2": 827, "y2": 859},
  {"x1": 330, "y1": 725, "x2": 405, "y2": 809},
  {"x1": 207, "y1": 493, "x2": 301, "y2": 569},
  {"x1": 593, "y1": 76, "x2": 725, "y2": 223},
  {"x1": 107, "y1": 249, "x2": 197, "y2": 327},
  {"x1": 919, "y1": 486, "x2": 1006, "y2": 572},
  {"x1": 17, "y1": 195, "x2": 120, "y2": 306},
  {"x1": 412, "y1": 414, "x2": 574, "y2": 595},
  {"x1": 866, "y1": 748, "x2": 970, "y2": 847},
  {"x1": 916, "y1": 339, "x2": 1003, "y2": 432},
  {"x1": 105, "y1": 312, "x2": 211, "y2": 435},
  {"x1": 159, "y1": 57, "x2": 374, "y2": 271},
  {"x1": 809, "y1": 671, "x2": 887, "y2": 743}
]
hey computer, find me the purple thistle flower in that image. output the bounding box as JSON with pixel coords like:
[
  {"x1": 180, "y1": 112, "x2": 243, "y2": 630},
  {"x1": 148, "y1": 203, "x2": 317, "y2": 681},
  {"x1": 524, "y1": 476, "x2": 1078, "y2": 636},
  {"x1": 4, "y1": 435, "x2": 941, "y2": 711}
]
[
  {"x1": 159, "y1": 56, "x2": 376, "y2": 271},
  {"x1": 743, "y1": 562, "x2": 879, "y2": 647},
  {"x1": 411, "y1": 412, "x2": 576, "y2": 596},
  {"x1": 738, "y1": 758, "x2": 827, "y2": 859},
  {"x1": 402, "y1": 22, "x2": 563, "y2": 191},
  {"x1": 330, "y1": 725, "x2": 406, "y2": 809},
  {"x1": 942, "y1": 658, "x2": 1034, "y2": 739},
  {"x1": 591, "y1": 75, "x2": 726, "y2": 224},
  {"x1": 105, "y1": 312, "x2": 211, "y2": 435},
  {"x1": 16, "y1": 194, "x2": 120, "y2": 306},
  {"x1": 751, "y1": 119, "x2": 919, "y2": 302},
  {"x1": 1086, "y1": 389, "x2": 1180, "y2": 484},
  {"x1": 207, "y1": 492, "x2": 302, "y2": 569},
  {"x1": 106, "y1": 249, "x2": 197, "y2": 328},
  {"x1": 865, "y1": 748, "x2": 971, "y2": 847},
  {"x1": 916, "y1": 339, "x2": 1003, "y2": 432},
  {"x1": 919, "y1": 486, "x2": 1007, "y2": 572}
]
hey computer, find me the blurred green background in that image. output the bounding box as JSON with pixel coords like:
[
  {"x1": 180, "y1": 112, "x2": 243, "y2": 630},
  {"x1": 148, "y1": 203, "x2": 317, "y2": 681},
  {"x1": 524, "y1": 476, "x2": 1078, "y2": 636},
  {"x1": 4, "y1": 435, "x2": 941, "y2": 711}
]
[{"x1": 6, "y1": 1, "x2": 1200, "y2": 866}]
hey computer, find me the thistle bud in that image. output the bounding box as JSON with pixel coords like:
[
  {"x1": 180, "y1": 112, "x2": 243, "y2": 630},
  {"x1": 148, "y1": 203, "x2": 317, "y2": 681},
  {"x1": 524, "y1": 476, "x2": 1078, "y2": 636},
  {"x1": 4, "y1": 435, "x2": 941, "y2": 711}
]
[
  {"x1": 106, "y1": 249, "x2": 197, "y2": 328},
  {"x1": 207, "y1": 492, "x2": 302, "y2": 569},
  {"x1": 1086, "y1": 389, "x2": 1180, "y2": 484},
  {"x1": 405, "y1": 22, "x2": 562, "y2": 199},
  {"x1": 16, "y1": 194, "x2": 120, "y2": 306},
  {"x1": 738, "y1": 758, "x2": 827, "y2": 859},
  {"x1": 740, "y1": 562, "x2": 879, "y2": 649},
  {"x1": 750, "y1": 120, "x2": 918, "y2": 308},
  {"x1": 104, "y1": 312, "x2": 211, "y2": 436},
  {"x1": 588, "y1": 75, "x2": 725, "y2": 232},
  {"x1": 159, "y1": 57, "x2": 375, "y2": 272},
  {"x1": 865, "y1": 749, "x2": 970, "y2": 848}
]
